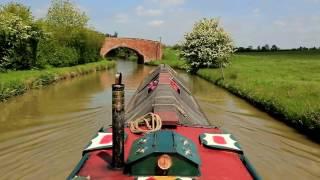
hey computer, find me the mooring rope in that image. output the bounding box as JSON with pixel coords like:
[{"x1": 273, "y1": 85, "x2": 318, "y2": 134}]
[{"x1": 129, "y1": 113, "x2": 162, "y2": 134}]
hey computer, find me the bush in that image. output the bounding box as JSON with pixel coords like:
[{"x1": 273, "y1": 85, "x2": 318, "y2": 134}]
[
  {"x1": 0, "y1": 0, "x2": 105, "y2": 71},
  {"x1": 37, "y1": 39, "x2": 78, "y2": 67},
  {"x1": 0, "y1": 4, "x2": 44, "y2": 71},
  {"x1": 181, "y1": 18, "x2": 235, "y2": 73},
  {"x1": 71, "y1": 28, "x2": 105, "y2": 64}
]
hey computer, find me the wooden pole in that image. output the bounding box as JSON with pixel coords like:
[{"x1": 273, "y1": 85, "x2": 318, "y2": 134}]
[{"x1": 112, "y1": 73, "x2": 125, "y2": 168}]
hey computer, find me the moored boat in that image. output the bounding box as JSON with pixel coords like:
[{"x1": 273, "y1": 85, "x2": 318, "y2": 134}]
[{"x1": 68, "y1": 65, "x2": 260, "y2": 180}]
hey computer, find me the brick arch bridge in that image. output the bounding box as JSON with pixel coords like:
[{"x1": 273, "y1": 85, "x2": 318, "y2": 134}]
[{"x1": 100, "y1": 37, "x2": 162, "y2": 63}]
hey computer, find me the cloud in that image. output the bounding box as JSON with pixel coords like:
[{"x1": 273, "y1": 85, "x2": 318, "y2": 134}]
[
  {"x1": 114, "y1": 13, "x2": 129, "y2": 23},
  {"x1": 222, "y1": 15, "x2": 320, "y2": 49},
  {"x1": 148, "y1": 20, "x2": 165, "y2": 27},
  {"x1": 77, "y1": 5, "x2": 90, "y2": 14},
  {"x1": 33, "y1": 5, "x2": 49, "y2": 19},
  {"x1": 136, "y1": 6, "x2": 163, "y2": 16},
  {"x1": 305, "y1": 0, "x2": 320, "y2": 3},
  {"x1": 273, "y1": 20, "x2": 286, "y2": 27},
  {"x1": 253, "y1": 8, "x2": 260, "y2": 16},
  {"x1": 90, "y1": 0, "x2": 320, "y2": 48},
  {"x1": 151, "y1": 0, "x2": 186, "y2": 6}
]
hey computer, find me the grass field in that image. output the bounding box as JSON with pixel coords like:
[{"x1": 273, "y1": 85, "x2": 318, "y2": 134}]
[
  {"x1": 149, "y1": 48, "x2": 187, "y2": 68},
  {"x1": 148, "y1": 49, "x2": 320, "y2": 139},
  {"x1": 0, "y1": 60, "x2": 115, "y2": 102}
]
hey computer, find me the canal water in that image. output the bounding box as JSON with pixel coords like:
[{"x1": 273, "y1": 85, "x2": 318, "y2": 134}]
[{"x1": 0, "y1": 60, "x2": 319, "y2": 179}]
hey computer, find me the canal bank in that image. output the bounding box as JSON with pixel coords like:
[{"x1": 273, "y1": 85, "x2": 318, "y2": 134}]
[
  {"x1": 146, "y1": 49, "x2": 320, "y2": 142},
  {"x1": 0, "y1": 60, "x2": 115, "y2": 102},
  {"x1": 0, "y1": 60, "x2": 319, "y2": 179}
]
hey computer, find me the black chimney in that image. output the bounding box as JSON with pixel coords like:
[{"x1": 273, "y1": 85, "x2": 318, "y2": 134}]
[{"x1": 112, "y1": 73, "x2": 125, "y2": 168}]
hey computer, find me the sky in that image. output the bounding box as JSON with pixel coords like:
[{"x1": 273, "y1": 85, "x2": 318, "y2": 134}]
[{"x1": 1, "y1": 0, "x2": 320, "y2": 49}]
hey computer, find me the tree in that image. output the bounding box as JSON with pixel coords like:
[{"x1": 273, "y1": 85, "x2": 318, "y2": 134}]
[
  {"x1": 261, "y1": 44, "x2": 270, "y2": 51},
  {"x1": 172, "y1": 44, "x2": 181, "y2": 50},
  {"x1": 39, "y1": 0, "x2": 101, "y2": 67},
  {"x1": 246, "y1": 45, "x2": 253, "y2": 51},
  {"x1": 46, "y1": 0, "x2": 88, "y2": 30},
  {"x1": 237, "y1": 47, "x2": 245, "y2": 52},
  {"x1": 70, "y1": 28, "x2": 105, "y2": 64},
  {"x1": 257, "y1": 46, "x2": 261, "y2": 51},
  {"x1": 113, "y1": 31, "x2": 118, "y2": 37},
  {"x1": 0, "y1": 2, "x2": 33, "y2": 23},
  {"x1": 181, "y1": 18, "x2": 235, "y2": 74},
  {"x1": 0, "y1": 3, "x2": 44, "y2": 70},
  {"x1": 37, "y1": 39, "x2": 79, "y2": 67},
  {"x1": 0, "y1": 1, "x2": 103, "y2": 70},
  {"x1": 271, "y1": 44, "x2": 279, "y2": 51}
]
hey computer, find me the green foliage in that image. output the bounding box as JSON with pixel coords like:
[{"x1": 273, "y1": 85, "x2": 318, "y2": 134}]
[
  {"x1": 0, "y1": 60, "x2": 115, "y2": 101},
  {"x1": 146, "y1": 47, "x2": 187, "y2": 69},
  {"x1": 37, "y1": 39, "x2": 79, "y2": 67},
  {"x1": 106, "y1": 47, "x2": 139, "y2": 61},
  {"x1": 0, "y1": 0, "x2": 104, "y2": 71},
  {"x1": 46, "y1": 0, "x2": 88, "y2": 29},
  {"x1": 0, "y1": 2, "x2": 33, "y2": 23},
  {"x1": 171, "y1": 44, "x2": 182, "y2": 50},
  {"x1": 0, "y1": 3, "x2": 44, "y2": 71},
  {"x1": 70, "y1": 28, "x2": 105, "y2": 64},
  {"x1": 40, "y1": 0, "x2": 104, "y2": 67},
  {"x1": 181, "y1": 18, "x2": 235, "y2": 73}
]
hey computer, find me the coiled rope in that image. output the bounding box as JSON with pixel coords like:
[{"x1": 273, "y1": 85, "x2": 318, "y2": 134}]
[{"x1": 129, "y1": 113, "x2": 162, "y2": 134}]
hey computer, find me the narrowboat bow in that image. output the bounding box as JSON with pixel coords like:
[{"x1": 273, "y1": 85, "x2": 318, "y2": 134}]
[{"x1": 68, "y1": 65, "x2": 260, "y2": 180}]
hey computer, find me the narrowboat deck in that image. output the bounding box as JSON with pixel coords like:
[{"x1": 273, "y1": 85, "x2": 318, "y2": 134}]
[
  {"x1": 68, "y1": 65, "x2": 259, "y2": 180},
  {"x1": 75, "y1": 126, "x2": 254, "y2": 179}
]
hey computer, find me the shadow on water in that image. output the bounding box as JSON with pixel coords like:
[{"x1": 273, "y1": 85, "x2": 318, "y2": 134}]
[{"x1": 0, "y1": 61, "x2": 319, "y2": 179}]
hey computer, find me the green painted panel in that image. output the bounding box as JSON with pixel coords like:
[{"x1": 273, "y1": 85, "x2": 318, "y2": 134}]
[
  {"x1": 154, "y1": 131, "x2": 175, "y2": 153},
  {"x1": 131, "y1": 156, "x2": 158, "y2": 175},
  {"x1": 127, "y1": 133, "x2": 154, "y2": 163},
  {"x1": 127, "y1": 130, "x2": 201, "y2": 176},
  {"x1": 131, "y1": 154, "x2": 199, "y2": 176},
  {"x1": 174, "y1": 133, "x2": 201, "y2": 165}
]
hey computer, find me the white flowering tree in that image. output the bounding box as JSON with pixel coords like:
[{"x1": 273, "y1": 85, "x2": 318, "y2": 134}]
[
  {"x1": 0, "y1": 3, "x2": 44, "y2": 71},
  {"x1": 181, "y1": 18, "x2": 235, "y2": 74}
]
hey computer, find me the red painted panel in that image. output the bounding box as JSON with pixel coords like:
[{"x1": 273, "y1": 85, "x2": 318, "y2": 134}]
[
  {"x1": 213, "y1": 136, "x2": 227, "y2": 145},
  {"x1": 159, "y1": 73, "x2": 171, "y2": 84},
  {"x1": 154, "y1": 111, "x2": 179, "y2": 126},
  {"x1": 100, "y1": 135, "x2": 113, "y2": 144},
  {"x1": 170, "y1": 80, "x2": 180, "y2": 94},
  {"x1": 146, "y1": 177, "x2": 156, "y2": 180},
  {"x1": 78, "y1": 126, "x2": 253, "y2": 180}
]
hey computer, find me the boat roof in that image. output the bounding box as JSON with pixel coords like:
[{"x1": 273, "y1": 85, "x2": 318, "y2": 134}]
[{"x1": 126, "y1": 64, "x2": 209, "y2": 126}]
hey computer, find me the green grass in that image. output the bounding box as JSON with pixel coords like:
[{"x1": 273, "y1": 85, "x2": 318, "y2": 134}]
[
  {"x1": 0, "y1": 60, "x2": 115, "y2": 102},
  {"x1": 149, "y1": 49, "x2": 320, "y2": 139},
  {"x1": 147, "y1": 48, "x2": 187, "y2": 69},
  {"x1": 107, "y1": 54, "x2": 138, "y2": 62}
]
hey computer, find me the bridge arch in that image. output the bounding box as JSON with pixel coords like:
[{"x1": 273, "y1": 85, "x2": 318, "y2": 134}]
[
  {"x1": 104, "y1": 45, "x2": 145, "y2": 64},
  {"x1": 100, "y1": 37, "x2": 162, "y2": 63}
]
